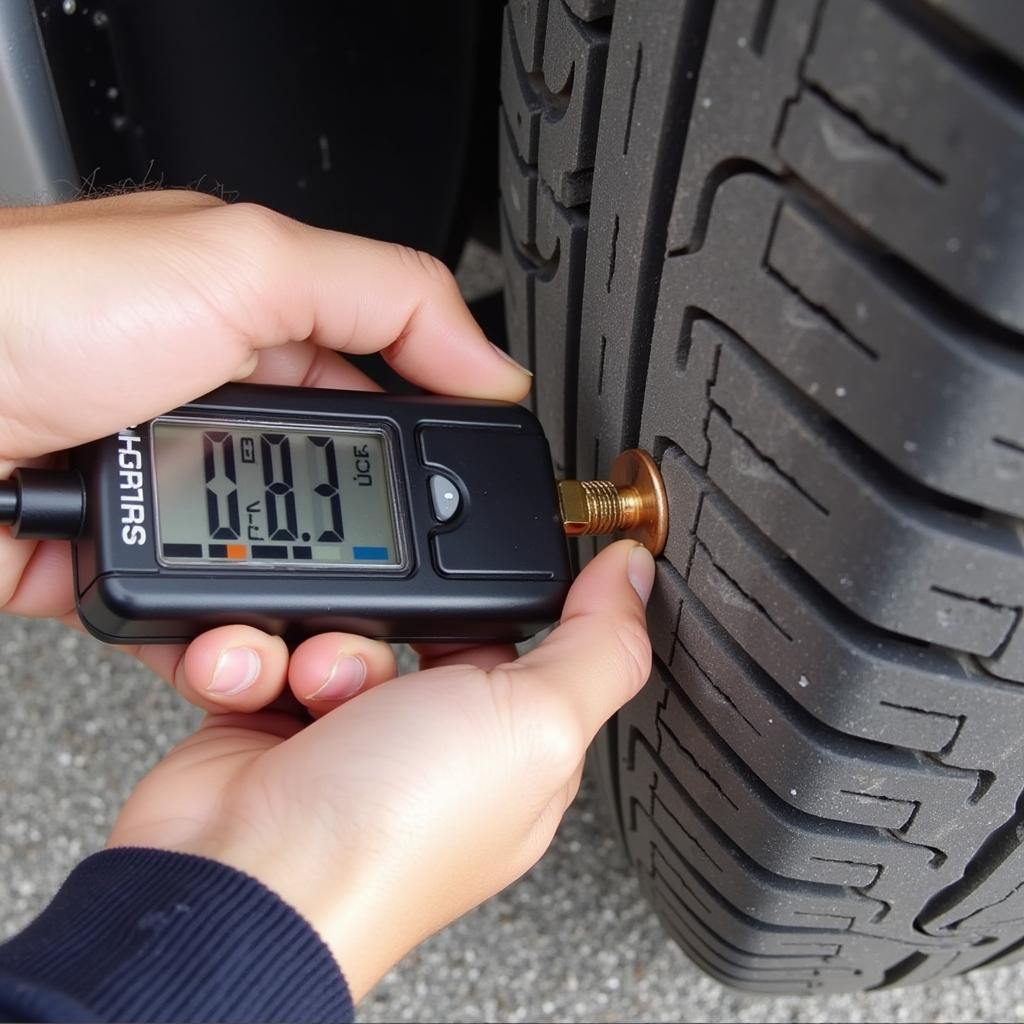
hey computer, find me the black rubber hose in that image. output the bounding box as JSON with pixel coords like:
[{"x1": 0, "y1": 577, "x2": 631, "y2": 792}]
[{"x1": 1, "y1": 470, "x2": 84, "y2": 538}]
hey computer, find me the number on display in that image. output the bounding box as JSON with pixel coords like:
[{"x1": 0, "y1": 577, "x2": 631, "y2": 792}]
[{"x1": 202, "y1": 431, "x2": 348, "y2": 544}]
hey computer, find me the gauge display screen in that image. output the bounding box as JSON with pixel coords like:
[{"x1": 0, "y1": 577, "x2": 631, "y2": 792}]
[{"x1": 152, "y1": 419, "x2": 400, "y2": 567}]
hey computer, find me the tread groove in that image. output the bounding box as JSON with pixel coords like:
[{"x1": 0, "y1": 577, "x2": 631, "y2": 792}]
[{"x1": 750, "y1": 0, "x2": 777, "y2": 57}]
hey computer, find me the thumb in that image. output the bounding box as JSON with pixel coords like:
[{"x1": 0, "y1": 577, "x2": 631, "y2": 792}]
[{"x1": 508, "y1": 539, "x2": 655, "y2": 744}]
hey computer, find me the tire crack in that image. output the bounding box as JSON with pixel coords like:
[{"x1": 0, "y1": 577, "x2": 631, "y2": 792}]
[
  {"x1": 799, "y1": 80, "x2": 943, "y2": 186},
  {"x1": 763, "y1": 257, "x2": 879, "y2": 362},
  {"x1": 623, "y1": 42, "x2": 643, "y2": 155},
  {"x1": 658, "y1": 715, "x2": 743, "y2": 809},
  {"x1": 694, "y1": 536, "x2": 794, "y2": 643},
  {"x1": 711, "y1": 405, "x2": 831, "y2": 517},
  {"x1": 606, "y1": 212, "x2": 619, "y2": 292}
]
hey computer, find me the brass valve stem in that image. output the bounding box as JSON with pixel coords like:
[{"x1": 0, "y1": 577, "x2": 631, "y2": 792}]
[
  {"x1": 559, "y1": 479, "x2": 643, "y2": 536},
  {"x1": 558, "y1": 449, "x2": 669, "y2": 557}
]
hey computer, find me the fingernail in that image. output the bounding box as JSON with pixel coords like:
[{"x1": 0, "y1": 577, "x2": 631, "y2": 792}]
[
  {"x1": 208, "y1": 647, "x2": 261, "y2": 695},
  {"x1": 628, "y1": 544, "x2": 656, "y2": 605},
  {"x1": 490, "y1": 341, "x2": 533, "y2": 377},
  {"x1": 306, "y1": 654, "x2": 367, "y2": 701}
]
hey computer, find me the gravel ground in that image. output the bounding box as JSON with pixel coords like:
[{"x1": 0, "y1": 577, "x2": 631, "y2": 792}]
[{"x1": 1, "y1": 242, "x2": 1022, "y2": 1021}]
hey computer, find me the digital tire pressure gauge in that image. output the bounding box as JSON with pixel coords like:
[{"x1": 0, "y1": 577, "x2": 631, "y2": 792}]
[{"x1": 0, "y1": 385, "x2": 667, "y2": 645}]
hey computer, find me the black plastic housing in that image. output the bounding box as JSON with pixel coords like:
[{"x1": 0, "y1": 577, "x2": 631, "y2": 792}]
[{"x1": 72, "y1": 384, "x2": 571, "y2": 644}]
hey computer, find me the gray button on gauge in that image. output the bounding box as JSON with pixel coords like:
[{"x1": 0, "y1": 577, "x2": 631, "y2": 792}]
[{"x1": 429, "y1": 474, "x2": 461, "y2": 522}]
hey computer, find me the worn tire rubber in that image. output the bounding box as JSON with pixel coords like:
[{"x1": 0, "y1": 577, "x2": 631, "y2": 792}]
[{"x1": 499, "y1": 0, "x2": 1024, "y2": 995}]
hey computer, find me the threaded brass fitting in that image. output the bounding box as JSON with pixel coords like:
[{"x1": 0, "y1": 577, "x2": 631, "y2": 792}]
[
  {"x1": 558, "y1": 479, "x2": 630, "y2": 536},
  {"x1": 558, "y1": 449, "x2": 668, "y2": 556}
]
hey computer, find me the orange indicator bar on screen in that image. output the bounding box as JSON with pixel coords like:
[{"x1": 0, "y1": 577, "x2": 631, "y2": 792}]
[{"x1": 226, "y1": 544, "x2": 248, "y2": 560}]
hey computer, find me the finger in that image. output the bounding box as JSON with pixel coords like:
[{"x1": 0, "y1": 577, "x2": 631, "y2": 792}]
[
  {"x1": 240, "y1": 338, "x2": 380, "y2": 392},
  {"x1": 168, "y1": 625, "x2": 291, "y2": 713},
  {"x1": 0, "y1": 204, "x2": 531, "y2": 458},
  {"x1": 4, "y1": 555, "x2": 290, "y2": 718},
  {"x1": 69, "y1": 625, "x2": 287, "y2": 715},
  {"x1": 119, "y1": 635, "x2": 312, "y2": 723},
  {"x1": 81, "y1": 189, "x2": 226, "y2": 213},
  {"x1": 414, "y1": 641, "x2": 519, "y2": 673},
  {"x1": 0, "y1": 538, "x2": 74, "y2": 617},
  {"x1": 273, "y1": 227, "x2": 532, "y2": 400},
  {"x1": 506, "y1": 540, "x2": 655, "y2": 744},
  {"x1": 288, "y1": 632, "x2": 398, "y2": 716},
  {"x1": 0, "y1": 188, "x2": 224, "y2": 225}
]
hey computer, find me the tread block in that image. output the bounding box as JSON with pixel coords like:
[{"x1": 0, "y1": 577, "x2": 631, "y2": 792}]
[
  {"x1": 665, "y1": 562, "x2": 982, "y2": 842},
  {"x1": 501, "y1": 11, "x2": 544, "y2": 166},
  {"x1": 919, "y1": 790, "x2": 1024, "y2": 937},
  {"x1": 671, "y1": 463, "x2": 1024, "y2": 766},
  {"x1": 645, "y1": 848, "x2": 845, "y2": 961},
  {"x1": 652, "y1": 873, "x2": 837, "y2": 973},
  {"x1": 535, "y1": 0, "x2": 609, "y2": 206},
  {"x1": 499, "y1": 209, "x2": 538, "y2": 410},
  {"x1": 645, "y1": 574, "x2": 682, "y2": 668},
  {"x1": 630, "y1": 776, "x2": 964, "y2": 993},
  {"x1": 657, "y1": 445, "x2": 711, "y2": 574},
  {"x1": 644, "y1": 180, "x2": 1024, "y2": 663},
  {"x1": 651, "y1": 882, "x2": 861, "y2": 991},
  {"x1": 508, "y1": 0, "x2": 547, "y2": 72},
  {"x1": 499, "y1": 178, "x2": 588, "y2": 475},
  {"x1": 649, "y1": 664, "x2": 947, "y2": 900},
  {"x1": 499, "y1": 91, "x2": 589, "y2": 474},
  {"x1": 576, "y1": 0, "x2": 711, "y2": 480},
  {"x1": 768, "y1": 202, "x2": 1024, "y2": 518},
  {"x1": 501, "y1": 1, "x2": 609, "y2": 206},
  {"x1": 532, "y1": 187, "x2": 588, "y2": 478},
  {"x1": 564, "y1": 0, "x2": 613, "y2": 21},
  {"x1": 794, "y1": 0, "x2": 1024, "y2": 332},
  {"x1": 931, "y1": 852, "x2": 1024, "y2": 936},
  {"x1": 617, "y1": 655, "x2": 668, "y2": 762},
  {"x1": 651, "y1": 319, "x2": 721, "y2": 471},
  {"x1": 652, "y1": 173, "x2": 1024, "y2": 518},
  {"x1": 626, "y1": 762, "x2": 873, "y2": 932},
  {"x1": 705, "y1": 339, "x2": 1023, "y2": 655},
  {"x1": 665, "y1": 0, "x2": 817, "y2": 251},
  {"x1": 980, "y1": 615, "x2": 1024, "y2": 683},
  {"x1": 926, "y1": 0, "x2": 1024, "y2": 65},
  {"x1": 499, "y1": 111, "x2": 538, "y2": 249},
  {"x1": 974, "y1": 937, "x2": 1024, "y2": 971}
]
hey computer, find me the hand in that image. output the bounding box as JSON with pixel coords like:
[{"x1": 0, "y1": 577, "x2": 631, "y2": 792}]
[
  {"x1": 0, "y1": 190, "x2": 530, "y2": 708},
  {"x1": 108, "y1": 539, "x2": 655, "y2": 1000}
]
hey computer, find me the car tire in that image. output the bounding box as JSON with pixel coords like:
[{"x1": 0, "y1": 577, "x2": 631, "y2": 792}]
[{"x1": 500, "y1": 0, "x2": 1024, "y2": 994}]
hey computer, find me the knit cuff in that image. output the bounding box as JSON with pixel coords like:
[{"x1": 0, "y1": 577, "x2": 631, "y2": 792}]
[{"x1": 0, "y1": 847, "x2": 353, "y2": 1023}]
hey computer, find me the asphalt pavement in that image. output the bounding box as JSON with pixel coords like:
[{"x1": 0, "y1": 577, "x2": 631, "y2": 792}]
[{"x1": 1, "y1": 242, "x2": 1021, "y2": 1021}]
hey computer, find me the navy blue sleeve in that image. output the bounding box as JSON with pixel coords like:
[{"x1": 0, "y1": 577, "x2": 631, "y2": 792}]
[{"x1": 0, "y1": 848, "x2": 354, "y2": 1023}]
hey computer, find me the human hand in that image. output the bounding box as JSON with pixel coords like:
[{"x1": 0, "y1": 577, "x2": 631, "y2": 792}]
[
  {"x1": 107, "y1": 539, "x2": 654, "y2": 1000},
  {"x1": 0, "y1": 190, "x2": 530, "y2": 708}
]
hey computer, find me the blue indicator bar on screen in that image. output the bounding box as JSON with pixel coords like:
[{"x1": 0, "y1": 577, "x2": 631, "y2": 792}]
[{"x1": 353, "y1": 546, "x2": 390, "y2": 561}]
